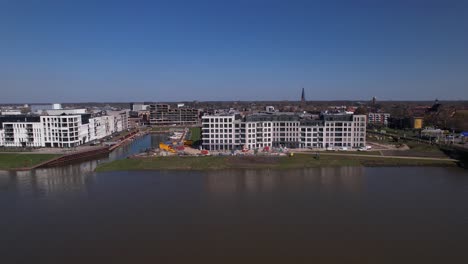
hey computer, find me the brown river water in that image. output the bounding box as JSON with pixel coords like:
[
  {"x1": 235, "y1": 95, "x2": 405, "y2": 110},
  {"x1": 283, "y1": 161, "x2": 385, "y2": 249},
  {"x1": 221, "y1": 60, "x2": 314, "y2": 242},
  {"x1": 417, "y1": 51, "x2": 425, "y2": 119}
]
[{"x1": 1, "y1": 135, "x2": 467, "y2": 263}]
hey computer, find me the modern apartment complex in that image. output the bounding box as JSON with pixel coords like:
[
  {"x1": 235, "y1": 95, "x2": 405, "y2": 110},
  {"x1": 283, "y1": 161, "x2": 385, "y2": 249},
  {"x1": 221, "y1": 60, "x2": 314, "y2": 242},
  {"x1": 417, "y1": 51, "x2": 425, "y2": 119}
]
[
  {"x1": 201, "y1": 112, "x2": 366, "y2": 151},
  {"x1": 149, "y1": 104, "x2": 199, "y2": 126},
  {"x1": 0, "y1": 110, "x2": 128, "y2": 148}
]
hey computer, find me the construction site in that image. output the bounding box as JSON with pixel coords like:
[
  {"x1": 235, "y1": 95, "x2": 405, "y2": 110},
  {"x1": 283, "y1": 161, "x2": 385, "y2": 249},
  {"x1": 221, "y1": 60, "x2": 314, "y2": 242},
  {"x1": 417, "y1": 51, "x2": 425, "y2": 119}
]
[{"x1": 134, "y1": 126, "x2": 295, "y2": 159}]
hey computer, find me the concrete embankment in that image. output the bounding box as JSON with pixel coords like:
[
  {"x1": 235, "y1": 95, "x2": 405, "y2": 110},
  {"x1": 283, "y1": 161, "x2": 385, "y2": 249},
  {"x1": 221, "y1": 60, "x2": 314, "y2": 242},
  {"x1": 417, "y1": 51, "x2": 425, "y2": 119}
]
[
  {"x1": 35, "y1": 146, "x2": 110, "y2": 168},
  {"x1": 36, "y1": 131, "x2": 145, "y2": 169},
  {"x1": 14, "y1": 131, "x2": 146, "y2": 170},
  {"x1": 7, "y1": 147, "x2": 110, "y2": 171},
  {"x1": 108, "y1": 130, "x2": 141, "y2": 151}
]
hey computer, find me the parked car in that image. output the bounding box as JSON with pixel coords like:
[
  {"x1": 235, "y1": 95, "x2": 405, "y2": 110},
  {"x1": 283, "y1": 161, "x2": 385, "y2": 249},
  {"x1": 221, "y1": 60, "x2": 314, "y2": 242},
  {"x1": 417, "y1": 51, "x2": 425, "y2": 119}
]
[{"x1": 359, "y1": 145, "x2": 372, "y2": 151}]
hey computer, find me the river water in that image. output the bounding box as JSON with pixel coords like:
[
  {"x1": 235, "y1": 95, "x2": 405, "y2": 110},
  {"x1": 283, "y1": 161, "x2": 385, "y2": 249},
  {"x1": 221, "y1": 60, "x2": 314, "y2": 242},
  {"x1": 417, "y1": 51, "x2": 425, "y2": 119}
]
[{"x1": 1, "y1": 134, "x2": 468, "y2": 263}]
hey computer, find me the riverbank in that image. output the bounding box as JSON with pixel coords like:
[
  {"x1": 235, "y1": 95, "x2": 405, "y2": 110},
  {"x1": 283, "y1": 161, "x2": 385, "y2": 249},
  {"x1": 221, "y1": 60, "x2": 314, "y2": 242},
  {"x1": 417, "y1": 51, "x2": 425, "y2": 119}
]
[
  {"x1": 0, "y1": 153, "x2": 62, "y2": 170},
  {"x1": 95, "y1": 153, "x2": 457, "y2": 172}
]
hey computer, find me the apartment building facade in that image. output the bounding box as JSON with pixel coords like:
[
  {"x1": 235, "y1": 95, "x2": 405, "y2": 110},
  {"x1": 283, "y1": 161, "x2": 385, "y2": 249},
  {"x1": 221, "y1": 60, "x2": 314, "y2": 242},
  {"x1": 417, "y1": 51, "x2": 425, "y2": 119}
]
[
  {"x1": 0, "y1": 112, "x2": 128, "y2": 148},
  {"x1": 202, "y1": 113, "x2": 366, "y2": 151},
  {"x1": 149, "y1": 104, "x2": 199, "y2": 126},
  {"x1": 40, "y1": 115, "x2": 82, "y2": 147},
  {"x1": 2, "y1": 122, "x2": 45, "y2": 147}
]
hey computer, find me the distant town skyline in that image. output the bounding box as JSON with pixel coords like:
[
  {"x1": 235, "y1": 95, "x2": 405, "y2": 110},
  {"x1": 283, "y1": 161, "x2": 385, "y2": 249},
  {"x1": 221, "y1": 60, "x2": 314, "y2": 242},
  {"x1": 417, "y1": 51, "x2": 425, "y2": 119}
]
[{"x1": 1, "y1": 0, "x2": 468, "y2": 103}]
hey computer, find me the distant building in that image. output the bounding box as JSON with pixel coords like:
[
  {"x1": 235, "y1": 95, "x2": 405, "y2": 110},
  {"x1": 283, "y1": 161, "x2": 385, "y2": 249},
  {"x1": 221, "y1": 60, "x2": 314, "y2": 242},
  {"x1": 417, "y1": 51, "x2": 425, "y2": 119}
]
[
  {"x1": 30, "y1": 103, "x2": 62, "y2": 114},
  {"x1": 131, "y1": 103, "x2": 149, "y2": 111},
  {"x1": 301, "y1": 88, "x2": 306, "y2": 103},
  {"x1": 413, "y1": 117, "x2": 424, "y2": 129},
  {"x1": 1, "y1": 110, "x2": 22, "y2": 115},
  {"x1": 149, "y1": 104, "x2": 199, "y2": 126},
  {"x1": 265, "y1": 106, "x2": 275, "y2": 112},
  {"x1": 43, "y1": 109, "x2": 86, "y2": 115},
  {"x1": 461, "y1": 132, "x2": 468, "y2": 143},
  {"x1": 106, "y1": 110, "x2": 129, "y2": 131},
  {"x1": 368, "y1": 113, "x2": 390, "y2": 125},
  {"x1": 421, "y1": 128, "x2": 444, "y2": 140},
  {"x1": 388, "y1": 116, "x2": 424, "y2": 130},
  {"x1": 202, "y1": 112, "x2": 366, "y2": 150},
  {"x1": 128, "y1": 111, "x2": 142, "y2": 128}
]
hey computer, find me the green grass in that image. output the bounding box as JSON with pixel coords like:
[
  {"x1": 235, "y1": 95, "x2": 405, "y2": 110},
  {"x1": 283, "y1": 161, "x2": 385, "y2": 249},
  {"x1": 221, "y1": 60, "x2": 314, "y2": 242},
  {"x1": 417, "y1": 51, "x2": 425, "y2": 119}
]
[
  {"x1": 95, "y1": 153, "x2": 456, "y2": 172},
  {"x1": 151, "y1": 127, "x2": 168, "y2": 132},
  {"x1": 96, "y1": 156, "x2": 228, "y2": 172},
  {"x1": 381, "y1": 128, "x2": 418, "y2": 138},
  {"x1": 0, "y1": 153, "x2": 62, "y2": 170},
  {"x1": 189, "y1": 127, "x2": 201, "y2": 142},
  {"x1": 405, "y1": 141, "x2": 441, "y2": 153}
]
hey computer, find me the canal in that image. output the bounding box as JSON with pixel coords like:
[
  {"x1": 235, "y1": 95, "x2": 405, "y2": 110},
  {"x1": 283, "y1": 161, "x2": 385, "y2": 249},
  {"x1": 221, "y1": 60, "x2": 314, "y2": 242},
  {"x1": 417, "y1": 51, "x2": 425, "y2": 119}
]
[{"x1": 0, "y1": 134, "x2": 467, "y2": 263}]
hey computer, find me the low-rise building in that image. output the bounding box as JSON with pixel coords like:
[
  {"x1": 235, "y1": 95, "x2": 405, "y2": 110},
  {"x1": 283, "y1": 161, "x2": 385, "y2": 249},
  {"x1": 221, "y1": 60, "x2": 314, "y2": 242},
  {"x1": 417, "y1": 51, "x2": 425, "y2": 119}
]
[
  {"x1": 30, "y1": 103, "x2": 62, "y2": 114},
  {"x1": 43, "y1": 108, "x2": 86, "y2": 115},
  {"x1": 1, "y1": 110, "x2": 22, "y2": 115},
  {"x1": 131, "y1": 103, "x2": 149, "y2": 111}
]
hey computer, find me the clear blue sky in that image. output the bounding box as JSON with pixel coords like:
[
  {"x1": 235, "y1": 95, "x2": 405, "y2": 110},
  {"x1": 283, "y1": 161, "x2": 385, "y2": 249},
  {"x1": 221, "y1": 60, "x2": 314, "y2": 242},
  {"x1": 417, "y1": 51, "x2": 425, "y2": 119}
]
[{"x1": 1, "y1": 0, "x2": 467, "y2": 103}]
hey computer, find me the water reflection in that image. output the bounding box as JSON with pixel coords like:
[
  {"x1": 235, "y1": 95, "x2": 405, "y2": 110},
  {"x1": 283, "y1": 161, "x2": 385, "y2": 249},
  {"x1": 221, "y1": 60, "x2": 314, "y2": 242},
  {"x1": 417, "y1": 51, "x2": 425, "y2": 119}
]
[
  {"x1": 107, "y1": 133, "x2": 167, "y2": 162},
  {"x1": 204, "y1": 166, "x2": 365, "y2": 197},
  {"x1": 1, "y1": 166, "x2": 468, "y2": 263},
  {"x1": 0, "y1": 134, "x2": 167, "y2": 198},
  {"x1": 0, "y1": 169, "x2": 93, "y2": 198}
]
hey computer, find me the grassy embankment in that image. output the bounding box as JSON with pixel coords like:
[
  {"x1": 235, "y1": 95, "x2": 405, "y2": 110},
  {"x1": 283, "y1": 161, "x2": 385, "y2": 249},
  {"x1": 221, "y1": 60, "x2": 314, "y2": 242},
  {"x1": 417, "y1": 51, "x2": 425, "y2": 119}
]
[
  {"x1": 188, "y1": 127, "x2": 201, "y2": 146},
  {"x1": 0, "y1": 153, "x2": 62, "y2": 170},
  {"x1": 95, "y1": 153, "x2": 456, "y2": 172}
]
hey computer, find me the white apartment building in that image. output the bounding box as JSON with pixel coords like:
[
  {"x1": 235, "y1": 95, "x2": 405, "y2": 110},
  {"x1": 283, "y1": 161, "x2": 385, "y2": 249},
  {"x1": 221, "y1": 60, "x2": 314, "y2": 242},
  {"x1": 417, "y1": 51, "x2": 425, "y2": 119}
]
[
  {"x1": 368, "y1": 113, "x2": 390, "y2": 125},
  {"x1": 2, "y1": 122, "x2": 44, "y2": 147},
  {"x1": 202, "y1": 113, "x2": 366, "y2": 151},
  {"x1": 201, "y1": 114, "x2": 241, "y2": 151},
  {"x1": 87, "y1": 115, "x2": 116, "y2": 142},
  {"x1": 41, "y1": 115, "x2": 82, "y2": 147},
  {"x1": 315, "y1": 114, "x2": 366, "y2": 148},
  {"x1": 0, "y1": 129, "x2": 4, "y2": 146},
  {"x1": 107, "y1": 110, "x2": 129, "y2": 132},
  {"x1": 0, "y1": 113, "x2": 127, "y2": 148}
]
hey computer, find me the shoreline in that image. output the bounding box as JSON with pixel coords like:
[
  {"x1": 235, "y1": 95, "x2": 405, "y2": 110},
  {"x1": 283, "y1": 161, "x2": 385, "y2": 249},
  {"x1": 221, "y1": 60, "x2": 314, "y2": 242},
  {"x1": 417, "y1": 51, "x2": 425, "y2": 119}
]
[
  {"x1": 94, "y1": 154, "x2": 458, "y2": 172},
  {"x1": 0, "y1": 153, "x2": 63, "y2": 171}
]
